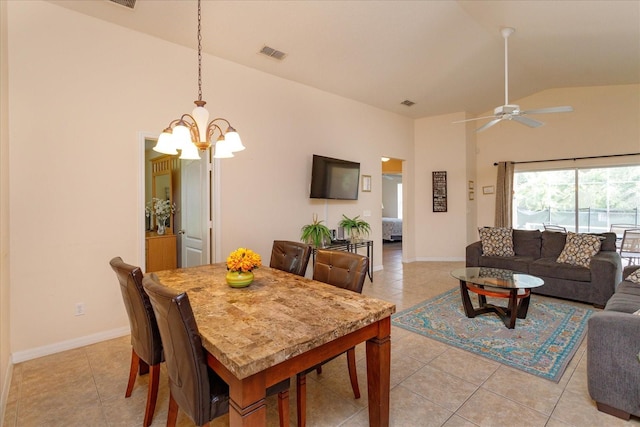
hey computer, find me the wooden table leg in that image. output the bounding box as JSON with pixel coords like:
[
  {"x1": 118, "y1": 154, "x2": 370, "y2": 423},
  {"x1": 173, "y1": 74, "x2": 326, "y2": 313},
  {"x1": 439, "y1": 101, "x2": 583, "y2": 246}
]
[
  {"x1": 366, "y1": 317, "x2": 391, "y2": 427},
  {"x1": 517, "y1": 290, "x2": 532, "y2": 319},
  {"x1": 227, "y1": 374, "x2": 268, "y2": 427},
  {"x1": 459, "y1": 280, "x2": 476, "y2": 318},
  {"x1": 507, "y1": 290, "x2": 518, "y2": 329}
]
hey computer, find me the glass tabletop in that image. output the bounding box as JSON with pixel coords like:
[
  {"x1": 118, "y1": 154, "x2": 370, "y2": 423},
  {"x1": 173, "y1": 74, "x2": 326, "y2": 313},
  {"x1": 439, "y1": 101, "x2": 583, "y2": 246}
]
[{"x1": 451, "y1": 267, "x2": 544, "y2": 290}]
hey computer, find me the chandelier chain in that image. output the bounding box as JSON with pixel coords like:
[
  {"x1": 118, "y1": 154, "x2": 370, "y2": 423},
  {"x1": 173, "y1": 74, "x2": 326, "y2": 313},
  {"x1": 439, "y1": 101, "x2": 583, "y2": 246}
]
[{"x1": 197, "y1": 0, "x2": 202, "y2": 102}]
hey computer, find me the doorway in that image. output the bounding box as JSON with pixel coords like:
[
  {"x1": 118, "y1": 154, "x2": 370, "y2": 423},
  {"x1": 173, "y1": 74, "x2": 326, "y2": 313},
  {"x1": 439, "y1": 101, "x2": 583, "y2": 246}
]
[
  {"x1": 381, "y1": 157, "x2": 404, "y2": 262},
  {"x1": 141, "y1": 134, "x2": 213, "y2": 272}
]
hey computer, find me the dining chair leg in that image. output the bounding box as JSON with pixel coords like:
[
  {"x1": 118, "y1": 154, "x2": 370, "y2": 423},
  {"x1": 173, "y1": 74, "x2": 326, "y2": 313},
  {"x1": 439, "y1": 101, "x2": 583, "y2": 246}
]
[
  {"x1": 277, "y1": 389, "x2": 290, "y2": 427},
  {"x1": 296, "y1": 373, "x2": 307, "y2": 427},
  {"x1": 125, "y1": 348, "x2": 140, "y2": 397},
  {"x1": 346, "y1": 347, "x2": 360, "y2": 399},
  {"x1": 143, "y1": 363, "x2": 161, "y2": 427},
  {"x1": 138, "y1": 358, "x2": 150, "y2": 375},
  {"x1": 167, "y1": 392, "x2": 179, "y2": 427}
]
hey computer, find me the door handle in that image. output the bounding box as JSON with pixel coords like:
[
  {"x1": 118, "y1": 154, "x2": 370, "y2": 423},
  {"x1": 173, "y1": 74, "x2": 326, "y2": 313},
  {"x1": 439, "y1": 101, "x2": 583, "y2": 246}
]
[{"x1": 178, "y1": 230, "x2": 186, "y2": 235}]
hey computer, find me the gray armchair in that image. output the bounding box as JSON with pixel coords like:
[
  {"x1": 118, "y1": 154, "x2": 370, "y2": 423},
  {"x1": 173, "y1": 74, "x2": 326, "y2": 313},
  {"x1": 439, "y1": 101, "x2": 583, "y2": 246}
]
[{"x1": 587, "y1": 265, "x2": 640, "y2": 420}]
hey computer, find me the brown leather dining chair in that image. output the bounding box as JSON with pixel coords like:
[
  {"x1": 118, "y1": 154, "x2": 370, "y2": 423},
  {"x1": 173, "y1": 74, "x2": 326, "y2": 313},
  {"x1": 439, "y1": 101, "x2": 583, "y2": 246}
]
[
  {"x1": 296, "y1": 249, "x2": 369, "y2": 427},
  {"x1": 109, "y1": 257, "x2": 163, "y2": 427},
  {"x1": 142, "y1": 274, "x2": 291, "y2": 427},
  {"x1": 269, "y1": 240, "x2": 312, "y2": 276}
]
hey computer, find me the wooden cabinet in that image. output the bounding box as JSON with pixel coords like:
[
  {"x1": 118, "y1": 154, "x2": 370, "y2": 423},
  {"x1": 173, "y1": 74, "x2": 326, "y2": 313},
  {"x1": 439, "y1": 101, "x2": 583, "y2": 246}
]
[{"x1": 146, "y1": 232, "x2": 177, "y2": 272}]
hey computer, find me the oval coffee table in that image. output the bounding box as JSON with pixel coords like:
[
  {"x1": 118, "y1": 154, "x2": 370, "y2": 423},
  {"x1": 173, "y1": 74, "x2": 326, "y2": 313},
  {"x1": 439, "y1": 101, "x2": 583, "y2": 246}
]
[{"x1": 451, "y1": 267, "x2": 544, "y2": 329}]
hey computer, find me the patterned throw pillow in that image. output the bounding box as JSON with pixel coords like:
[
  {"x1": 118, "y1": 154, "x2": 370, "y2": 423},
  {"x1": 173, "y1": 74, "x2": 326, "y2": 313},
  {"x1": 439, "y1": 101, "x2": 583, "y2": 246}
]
[
  {"x1": 478, "y1": 227, "x2": 515, "y2": 257},
  {"x1": 556, "y1": 232, "x2": 602, "y2": 268},
  {"x1": 626, "y1": 269, "x2": 640, "y2": 284}
]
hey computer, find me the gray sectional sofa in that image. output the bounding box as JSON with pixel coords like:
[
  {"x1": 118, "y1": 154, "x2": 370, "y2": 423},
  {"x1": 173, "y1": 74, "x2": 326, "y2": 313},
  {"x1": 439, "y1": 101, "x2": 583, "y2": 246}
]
[
  {"x1": 466, "y1": 229, "x2": 622, "y2": 307},
  {"x1": 587, "y1": 265, "x2": 640, "y2": 420}
]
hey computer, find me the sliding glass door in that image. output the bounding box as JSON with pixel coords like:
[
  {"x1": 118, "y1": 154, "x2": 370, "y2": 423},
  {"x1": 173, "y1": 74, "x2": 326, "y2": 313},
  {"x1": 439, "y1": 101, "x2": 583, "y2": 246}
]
[{"x1": 513, "y1": 165, "x2": 640, "y2": 232}]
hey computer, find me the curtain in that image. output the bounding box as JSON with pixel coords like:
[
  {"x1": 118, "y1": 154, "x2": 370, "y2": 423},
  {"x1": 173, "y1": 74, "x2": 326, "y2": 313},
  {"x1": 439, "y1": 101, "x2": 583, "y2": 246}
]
[{"x1": 495, "y1": 161, "x2": 514, "y2": 227}]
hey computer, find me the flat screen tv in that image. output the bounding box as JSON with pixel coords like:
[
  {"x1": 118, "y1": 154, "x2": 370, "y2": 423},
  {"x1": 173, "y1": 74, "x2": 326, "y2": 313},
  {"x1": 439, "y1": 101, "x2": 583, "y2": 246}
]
[{"x1": 310, "y1": 154, "x2": 360, "y2": 200}]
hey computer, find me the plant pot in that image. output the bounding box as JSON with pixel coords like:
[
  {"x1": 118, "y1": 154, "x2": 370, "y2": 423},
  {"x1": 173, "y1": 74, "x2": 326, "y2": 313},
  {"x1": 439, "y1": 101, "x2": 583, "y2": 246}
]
[{"x1": 226, "y1": 271, "x2": 254, "y2": 288}]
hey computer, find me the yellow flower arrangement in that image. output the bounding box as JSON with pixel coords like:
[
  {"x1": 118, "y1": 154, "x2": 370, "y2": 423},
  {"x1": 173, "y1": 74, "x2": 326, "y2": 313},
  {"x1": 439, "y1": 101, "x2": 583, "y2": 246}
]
[{"x1": 226, "y1": 248, "x2": 262, "y2": 273}]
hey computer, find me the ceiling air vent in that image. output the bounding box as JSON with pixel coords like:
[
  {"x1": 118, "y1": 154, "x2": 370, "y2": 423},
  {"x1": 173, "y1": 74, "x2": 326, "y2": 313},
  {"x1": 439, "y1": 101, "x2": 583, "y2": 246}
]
[
  {"x1": 259, "y1": 45, "x2": 287, "y2": 61},
  {"x1": 108, "y1": 0, "x2": 136, "y2": 9},
  {"x1": 401, "y1": 100, "x2": 415, "y2": 107}
]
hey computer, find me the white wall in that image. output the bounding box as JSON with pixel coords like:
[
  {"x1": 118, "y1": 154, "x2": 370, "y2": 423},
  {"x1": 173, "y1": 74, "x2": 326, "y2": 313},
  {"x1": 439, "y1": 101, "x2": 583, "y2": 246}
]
[
  {"x1": 413, "y1": 112, "x2": 470, "y2": 261},
  {"x1": 0, "y1": 0, "x2": 12, "y2": 417},
  {"x1": 382, "y1": 175, "x2": 402, "y2": 218},
  {"x1": 6, "y1": 1, "x2": 413, "y2": 359},
  {"x1": 475, "y1": 85, "x2": 640, "y2": 228}
]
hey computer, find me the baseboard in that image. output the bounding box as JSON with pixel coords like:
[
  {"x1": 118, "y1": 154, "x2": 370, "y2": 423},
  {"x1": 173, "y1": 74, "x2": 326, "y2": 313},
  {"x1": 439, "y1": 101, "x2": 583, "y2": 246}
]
[
  {"x1": 415, "y1": 257, "x2": 465, "y2": 262},
  {"x1": 11, "y1": 326, "x2": 130, "y2": 364},
  {"x1": 0, "y1": 361, "x2": 13, "y2": 425}
]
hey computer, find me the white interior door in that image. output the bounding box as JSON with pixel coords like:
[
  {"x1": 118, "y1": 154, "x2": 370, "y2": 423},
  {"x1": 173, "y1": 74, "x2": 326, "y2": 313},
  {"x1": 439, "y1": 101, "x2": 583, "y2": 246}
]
[{"x1": 180, "y1": 155, "x2": 211, "y2": 267}]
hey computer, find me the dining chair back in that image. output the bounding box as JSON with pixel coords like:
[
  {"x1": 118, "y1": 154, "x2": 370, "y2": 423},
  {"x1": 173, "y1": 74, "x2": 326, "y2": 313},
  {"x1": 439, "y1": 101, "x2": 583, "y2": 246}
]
[
  {"x1": 543, "y1": 224, "x2": 567, "y2": 233},
  {"x1": 296, "y1": 249, "x2": 369, "y2": 426},
  {"x1": 142, "y1": 274, "x2": 290, "y2": 427},
  {"x1": 269, "y1": 240, "x2": 312, "y2": 277},
  {"x1": 109, "y1": 257, "x2": 163, "y2": 427},
  {"x1": 620, "y1": 229, "x2": 640, "y2": 265},
  {"x1": 312, "y1": 249, "x2": 369, "y2": 293}
]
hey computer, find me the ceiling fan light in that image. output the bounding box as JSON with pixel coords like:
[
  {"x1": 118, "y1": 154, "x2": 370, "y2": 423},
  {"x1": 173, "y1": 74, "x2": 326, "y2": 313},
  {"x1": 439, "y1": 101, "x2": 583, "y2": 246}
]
[{"x1": 153, "y1": 131, "x2": 178, "y2": 155}]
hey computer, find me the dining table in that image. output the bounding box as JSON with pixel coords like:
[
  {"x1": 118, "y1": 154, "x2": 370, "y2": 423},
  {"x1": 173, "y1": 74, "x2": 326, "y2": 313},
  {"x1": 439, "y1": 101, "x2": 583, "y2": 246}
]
[{"x1": 153, "y1": 263, "x2": 396, "y2": 427}]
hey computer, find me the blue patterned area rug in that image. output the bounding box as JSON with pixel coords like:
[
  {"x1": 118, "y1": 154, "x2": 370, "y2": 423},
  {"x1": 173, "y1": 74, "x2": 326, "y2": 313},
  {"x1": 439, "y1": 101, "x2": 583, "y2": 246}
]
[{"x1": 392, "y1": 288, "x2": 594, "y2": 382}]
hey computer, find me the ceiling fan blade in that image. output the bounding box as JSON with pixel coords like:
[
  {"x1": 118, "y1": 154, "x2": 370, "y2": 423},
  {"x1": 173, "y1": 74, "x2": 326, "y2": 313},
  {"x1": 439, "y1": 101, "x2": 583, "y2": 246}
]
[
  {"x1": 476, "y1": 118, "x2": 502, "y2": 132},
  {"x1": 512, "y1": 115, "x2": 543, "y2": 128},
  {"x1": 521, "y1": 106, "x2": 574, "y2": 115},
  {"x1": 452, "y1": 115, "x2": 498, "y2": 124}
]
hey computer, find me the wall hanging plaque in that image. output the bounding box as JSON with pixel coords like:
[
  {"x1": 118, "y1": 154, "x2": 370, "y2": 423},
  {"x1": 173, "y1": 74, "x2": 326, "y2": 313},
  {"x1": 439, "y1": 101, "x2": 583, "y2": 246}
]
[{"x1": 432, "y1": 171, "x2": 447, "y2": 212}]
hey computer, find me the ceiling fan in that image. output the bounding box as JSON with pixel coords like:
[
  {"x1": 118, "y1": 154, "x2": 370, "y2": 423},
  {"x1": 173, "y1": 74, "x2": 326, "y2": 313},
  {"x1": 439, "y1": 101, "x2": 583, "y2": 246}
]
[{"x1": 456, "y1": 27, "x2": 573, "y2": 132}]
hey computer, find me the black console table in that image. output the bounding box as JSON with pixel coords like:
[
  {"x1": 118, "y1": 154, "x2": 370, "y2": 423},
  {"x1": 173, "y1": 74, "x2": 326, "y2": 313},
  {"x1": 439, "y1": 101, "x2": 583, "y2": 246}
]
[{"x1": 311, "y1": 239, "x2": 374, "y2": 282}]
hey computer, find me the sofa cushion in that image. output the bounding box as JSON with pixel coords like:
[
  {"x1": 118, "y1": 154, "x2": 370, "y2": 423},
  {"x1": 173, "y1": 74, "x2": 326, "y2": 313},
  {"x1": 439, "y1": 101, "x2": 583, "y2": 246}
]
[
  {"x1": 604, "y1": 290, "x2": 640, "y2": 313},
  {"x1": 513, "y1": 229, "x2": 541, "y2": 258},
  {"x1": 615, "y1": 280, "x2": 640, "y2": 297},
  {"x1": 479, "y1": 256, "x2": 533, "y2": 273},
  {"x1": 478, "y1": 227, "x2": 515, "y2": 257},
  {"x1": 625, "y1": 268, "x2": 640, "y2": 284},
  {"x1": 556, "y1": 232, "x2": 602, "y2": 268},
  {"x1": 541, "y1": 231, "x2": 567, "y2": 258},
  {"x1": 529, "y1": 257, "x2": 591, "y2": 282},
  {"x1": 590, "y1": 232, "x2": 617, "y2": 252}
]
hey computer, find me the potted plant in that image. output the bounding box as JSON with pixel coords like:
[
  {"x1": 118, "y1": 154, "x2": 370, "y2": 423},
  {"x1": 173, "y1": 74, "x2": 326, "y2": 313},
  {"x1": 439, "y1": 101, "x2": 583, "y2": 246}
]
[
  {"x1": 301, "y1": 214, "x2": 332, "y2": 248},
  {"x1": 339, "y1": 214, "x2": 371, "y2": 242}
]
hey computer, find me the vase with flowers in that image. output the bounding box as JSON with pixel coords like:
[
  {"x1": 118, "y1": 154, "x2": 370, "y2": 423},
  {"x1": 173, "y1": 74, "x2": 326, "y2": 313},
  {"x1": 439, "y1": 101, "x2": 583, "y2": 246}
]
[
  {"x1": 226, "y1": 247, "x2": 261, "y2": 288},
  {"x1": 145, "y1": 198, "x2": 176, "y2": 235}
]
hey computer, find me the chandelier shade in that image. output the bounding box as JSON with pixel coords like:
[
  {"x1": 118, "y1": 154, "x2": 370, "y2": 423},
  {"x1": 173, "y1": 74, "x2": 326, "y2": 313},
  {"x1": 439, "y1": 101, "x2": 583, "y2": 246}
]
[{"x1": 153, "y1": 0, "x2": 243, "y2": 160}]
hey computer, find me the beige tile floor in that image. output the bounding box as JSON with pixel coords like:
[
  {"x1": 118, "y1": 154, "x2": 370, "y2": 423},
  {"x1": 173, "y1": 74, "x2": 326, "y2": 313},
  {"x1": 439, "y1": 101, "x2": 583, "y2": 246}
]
[{"x1": 4, "y1": 242, "x2": 639, "y2": 426}]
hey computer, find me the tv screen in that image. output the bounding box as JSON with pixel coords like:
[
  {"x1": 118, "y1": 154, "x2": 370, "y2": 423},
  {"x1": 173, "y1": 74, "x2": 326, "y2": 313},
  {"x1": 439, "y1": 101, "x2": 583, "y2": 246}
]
[{"x1": 310, "y1": 154, "x2": 360, "y2": 200}]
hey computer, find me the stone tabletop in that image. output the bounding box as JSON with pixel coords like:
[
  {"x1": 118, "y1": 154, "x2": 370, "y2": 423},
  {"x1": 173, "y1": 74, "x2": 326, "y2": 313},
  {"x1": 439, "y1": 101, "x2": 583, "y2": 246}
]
[{"x1": 153, "y1": 264, "x2": 396, "y2": 379}]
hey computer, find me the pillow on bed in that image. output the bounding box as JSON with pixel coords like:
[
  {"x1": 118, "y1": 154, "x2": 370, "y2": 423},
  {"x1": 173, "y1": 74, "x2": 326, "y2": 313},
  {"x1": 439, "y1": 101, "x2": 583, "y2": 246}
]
[
  {"x1": 478, "y1": 227, "x2": 515, "y2": 257},
  {"x1": 556, "y1": 232, "x2": 602, "y2": 268}
]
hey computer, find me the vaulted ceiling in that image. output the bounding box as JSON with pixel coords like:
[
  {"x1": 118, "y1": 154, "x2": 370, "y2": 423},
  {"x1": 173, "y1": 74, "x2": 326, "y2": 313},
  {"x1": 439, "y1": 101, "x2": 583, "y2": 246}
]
[{"x1": 48, "y1": 0, "x2": 640, "y2": 119}]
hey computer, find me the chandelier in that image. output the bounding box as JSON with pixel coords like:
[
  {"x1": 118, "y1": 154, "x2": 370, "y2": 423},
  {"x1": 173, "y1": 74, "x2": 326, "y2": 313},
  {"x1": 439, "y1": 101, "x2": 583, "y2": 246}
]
[{"x1": 153, "y1": 0, "x2": 244, "y2": 160}]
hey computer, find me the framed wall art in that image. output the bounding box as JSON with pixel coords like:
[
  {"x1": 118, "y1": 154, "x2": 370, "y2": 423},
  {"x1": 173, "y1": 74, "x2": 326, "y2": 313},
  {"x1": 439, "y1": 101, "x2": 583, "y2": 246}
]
[
  {"x1": 361, "y1": 175, "x2": 372, "y2": 192},
  {"x1": 432, "y1": 171, "x2": 447, "y2": 212}
]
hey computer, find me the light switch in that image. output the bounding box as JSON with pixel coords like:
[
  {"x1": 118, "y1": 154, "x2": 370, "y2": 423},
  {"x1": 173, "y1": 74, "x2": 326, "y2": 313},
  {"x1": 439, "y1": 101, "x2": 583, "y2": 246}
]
[{"x1": 363, "y1": 210, "x2": 371, "y2": 217}]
